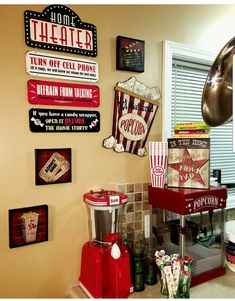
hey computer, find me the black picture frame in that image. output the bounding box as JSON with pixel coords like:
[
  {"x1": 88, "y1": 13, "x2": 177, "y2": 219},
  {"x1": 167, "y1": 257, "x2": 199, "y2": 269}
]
[
  {"x1": 35, "y1": 148, "x2": 72, "y2": 185},
  {"x1": 9, "y1": 204, "x2": 48, "y2": 248},
  {"x1": 116, "y1": 36, "x2": 145, "y2": 72}
]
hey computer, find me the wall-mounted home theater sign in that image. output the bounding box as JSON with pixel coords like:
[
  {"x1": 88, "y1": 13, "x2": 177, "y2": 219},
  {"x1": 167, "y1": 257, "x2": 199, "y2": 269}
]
[
  {"x1": 24, "y1": 5, "x2": 97, "y2": 57},
  {"x1": 28, "y1": 80, "x2": 100, "y2": 107}
]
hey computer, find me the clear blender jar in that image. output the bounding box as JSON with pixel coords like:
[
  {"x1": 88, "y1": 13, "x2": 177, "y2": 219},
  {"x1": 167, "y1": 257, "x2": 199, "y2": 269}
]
[{"x1": 85, "y1": 190, "x2": 126, "y2": 244}]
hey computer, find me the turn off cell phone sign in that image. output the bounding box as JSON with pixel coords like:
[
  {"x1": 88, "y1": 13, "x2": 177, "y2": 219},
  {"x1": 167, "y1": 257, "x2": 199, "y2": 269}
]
[{"x1": 26, "y1": 51, "x2": 99, "y2": 82}]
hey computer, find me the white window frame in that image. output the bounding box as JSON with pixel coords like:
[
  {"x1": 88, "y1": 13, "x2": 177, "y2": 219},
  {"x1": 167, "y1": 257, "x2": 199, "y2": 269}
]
[{"x1": 162, "y1": 40, "x2": 235, "y2": 209}]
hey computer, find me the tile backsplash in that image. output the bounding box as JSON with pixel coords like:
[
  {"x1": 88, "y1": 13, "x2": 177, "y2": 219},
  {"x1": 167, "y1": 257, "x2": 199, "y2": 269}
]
[{"x1": 117, "y1": 182, "x2": 150, "y2": 239}]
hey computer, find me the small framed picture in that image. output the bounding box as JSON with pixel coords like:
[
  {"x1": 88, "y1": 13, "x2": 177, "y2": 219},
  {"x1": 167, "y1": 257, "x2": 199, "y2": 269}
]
[
  {"x1": 35, "y1": 148, "x2": 72, "y2": 185},
  {"x1": 116, "y1": 35, "x2": 145, "y2": 72},
  {"x1": 9, "y1": 204, "x2": 48, "y2": 248}
]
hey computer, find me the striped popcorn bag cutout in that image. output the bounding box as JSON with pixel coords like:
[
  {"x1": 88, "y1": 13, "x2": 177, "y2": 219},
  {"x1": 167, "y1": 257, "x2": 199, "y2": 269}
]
[
  {"x1": 103, "y1": 77, "x2": 160, "y2": 157},
  {"x1": 149, "y1": 142, "x2": 168, "y2": 187}
]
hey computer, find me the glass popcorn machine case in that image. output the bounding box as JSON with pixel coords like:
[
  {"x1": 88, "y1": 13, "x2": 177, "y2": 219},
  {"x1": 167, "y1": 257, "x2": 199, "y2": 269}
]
[
  {"x1": 149, "y1": 185, "x2": 227, "y2": 286},
  {"x1": 79, "y1": 189, "x2": 133, "y2": 299}
]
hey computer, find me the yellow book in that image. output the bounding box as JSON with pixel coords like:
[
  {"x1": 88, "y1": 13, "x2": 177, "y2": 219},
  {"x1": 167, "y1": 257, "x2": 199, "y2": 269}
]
[
  {"x1": 172, "y1": 134, "x2": 210, "y2": 138},
  {"x1": 174, "y1": 122, "x2": 210, "y2": 131}
]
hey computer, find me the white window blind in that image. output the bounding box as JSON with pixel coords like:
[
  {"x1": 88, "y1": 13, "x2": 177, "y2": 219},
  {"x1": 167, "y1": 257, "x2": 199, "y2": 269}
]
[
  {"x1": 171, "y1": 59, "x2": 209, "y2": 127},
  {"x1": 171, "y1": 58, "x2": 235, "y2": 201}
]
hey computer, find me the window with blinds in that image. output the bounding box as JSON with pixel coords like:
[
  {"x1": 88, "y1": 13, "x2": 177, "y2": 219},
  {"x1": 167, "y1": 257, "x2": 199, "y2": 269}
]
[{"x1": 171, "y1": 58, "x2": 235, "y2": 201}]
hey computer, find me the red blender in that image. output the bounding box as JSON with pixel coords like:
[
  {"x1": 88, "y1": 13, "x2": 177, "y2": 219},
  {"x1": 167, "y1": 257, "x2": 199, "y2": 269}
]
[{"x1": 79, "y1": 189, "x2": 133, "y2": 298}]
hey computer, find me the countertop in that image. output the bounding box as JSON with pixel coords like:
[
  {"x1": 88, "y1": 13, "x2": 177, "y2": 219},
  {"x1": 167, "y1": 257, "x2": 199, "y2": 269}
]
[{"x1": 67, "y1": 268, "x2": 235, "y2": 299}]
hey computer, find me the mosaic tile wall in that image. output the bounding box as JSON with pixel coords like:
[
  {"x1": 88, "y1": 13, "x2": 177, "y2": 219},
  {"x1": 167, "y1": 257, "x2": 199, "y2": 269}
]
[{"x1": 117, "y1": 182, "x2": 150, "y2": 239}]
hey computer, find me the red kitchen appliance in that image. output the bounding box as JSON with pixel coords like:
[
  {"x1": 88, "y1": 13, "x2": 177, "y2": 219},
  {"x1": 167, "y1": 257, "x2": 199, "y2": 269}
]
[
  {"x1": 149, "y1": 185, "x2": 227, "y2": 286},
  {"x1": 79, "y1": 189, "x2": 133, "y2": 298}
]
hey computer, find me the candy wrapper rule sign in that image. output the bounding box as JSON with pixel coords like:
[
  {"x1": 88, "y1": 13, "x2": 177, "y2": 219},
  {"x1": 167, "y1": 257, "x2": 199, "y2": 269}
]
[
  {"x1": 29, "y1": 108, "x2": 100, "y2": 133},
  {"x1": 103, "y1": 77, "x2": 160, "y2": 156}
]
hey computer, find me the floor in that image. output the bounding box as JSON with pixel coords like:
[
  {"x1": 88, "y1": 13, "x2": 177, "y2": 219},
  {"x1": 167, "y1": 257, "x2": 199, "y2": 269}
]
[{"x1": 67, "y1": 268, "x2": 235, "y2": 299}]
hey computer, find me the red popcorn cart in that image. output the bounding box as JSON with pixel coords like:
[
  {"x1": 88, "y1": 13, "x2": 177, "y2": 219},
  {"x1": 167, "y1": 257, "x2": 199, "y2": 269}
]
[{"x1": 149, "y1": 185, "x2": 227, "y2": 286}]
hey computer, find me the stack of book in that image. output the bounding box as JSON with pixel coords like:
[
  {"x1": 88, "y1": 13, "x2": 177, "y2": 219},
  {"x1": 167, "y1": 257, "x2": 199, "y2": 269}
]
[{"x1": 173, "y1": 121, "x2": 210, "y2": 138}]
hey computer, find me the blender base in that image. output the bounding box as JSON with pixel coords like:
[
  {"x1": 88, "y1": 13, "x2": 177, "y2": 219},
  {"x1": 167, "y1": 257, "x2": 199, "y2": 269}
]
[
  {"x1": 78, "y1": 281, "x2": 94, "y2": 298},
  {"x1": 79, "y1": 242, "x2": 133, "y2": 298}
]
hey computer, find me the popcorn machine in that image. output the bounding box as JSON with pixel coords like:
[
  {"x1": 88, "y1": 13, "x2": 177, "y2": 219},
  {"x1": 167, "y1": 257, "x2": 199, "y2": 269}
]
[
  {"x1": 149, "y1": 185, "x2": 227, "y2": 286},
  {"x1": 79, "y1": 190, "x2": 133, "y2": 298}
]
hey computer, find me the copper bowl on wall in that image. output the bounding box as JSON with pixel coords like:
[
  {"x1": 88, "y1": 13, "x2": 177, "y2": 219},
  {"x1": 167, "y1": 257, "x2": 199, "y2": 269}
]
[{"x1": 201, "y1": 37, "x2": 235, "y2": 127}]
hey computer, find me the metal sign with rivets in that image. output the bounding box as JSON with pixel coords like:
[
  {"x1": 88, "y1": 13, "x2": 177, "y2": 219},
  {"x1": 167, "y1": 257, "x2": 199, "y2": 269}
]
[
  {"x1": 24, "y1": 4, "x2": 97, "y2": 57},
  {"x1": 29, "y1": 108, "x2": 100, "y2": 133},
  {"x1": 27, "y1": 79, "x2": 100, "y2": 107},
  {"x1": 26, "y1": 51, "x2": 99, "y2": 82}
]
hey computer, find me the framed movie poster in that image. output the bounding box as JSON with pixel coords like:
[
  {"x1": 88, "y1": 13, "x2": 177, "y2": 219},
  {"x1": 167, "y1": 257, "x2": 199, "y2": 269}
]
[
  {"x1": 9, "y1": 204, "x2": 48, "y2": 248},
  {"x1": 35, "y1": 148, "x2": 72, "y2": 185},
  {"x1": 116, "y1": 36, "x2": 145, "y2": 72}
]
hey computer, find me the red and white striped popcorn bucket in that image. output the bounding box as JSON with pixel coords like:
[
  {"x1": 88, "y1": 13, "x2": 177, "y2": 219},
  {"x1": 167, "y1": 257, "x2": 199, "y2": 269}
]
[
  {"x1": 112, "y1": 86, "x2": 159, "y2": 156},
  {"x1": 21, "y1": 212, "x2": 39, "y2": 243},
  {"x1": 149, "y1": 142, "x2": 168, "y2": 187}
]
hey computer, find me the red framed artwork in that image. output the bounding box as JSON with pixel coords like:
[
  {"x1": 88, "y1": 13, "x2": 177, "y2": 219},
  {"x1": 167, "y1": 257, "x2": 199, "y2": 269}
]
[
  {"x1": 116, "y1": 36, "x2": 145, "y2": 72},
  {"x1": 35, "y1": 148, "x2": 72, "y2": 185},
  {"x1": 9, "y1": 204, "x2": 48, "y2": 248}
]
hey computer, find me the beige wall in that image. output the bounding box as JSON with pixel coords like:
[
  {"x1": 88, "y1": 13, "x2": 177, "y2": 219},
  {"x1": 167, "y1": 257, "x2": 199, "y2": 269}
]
[{"x1": 1, "y1": 4, "x2": 235, "y2": 298}]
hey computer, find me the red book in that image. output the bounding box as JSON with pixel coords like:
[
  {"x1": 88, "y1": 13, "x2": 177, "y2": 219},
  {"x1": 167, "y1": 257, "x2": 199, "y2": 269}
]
[{"x1": 174, "y1": 129, "x2": 209, "y2": 135}]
